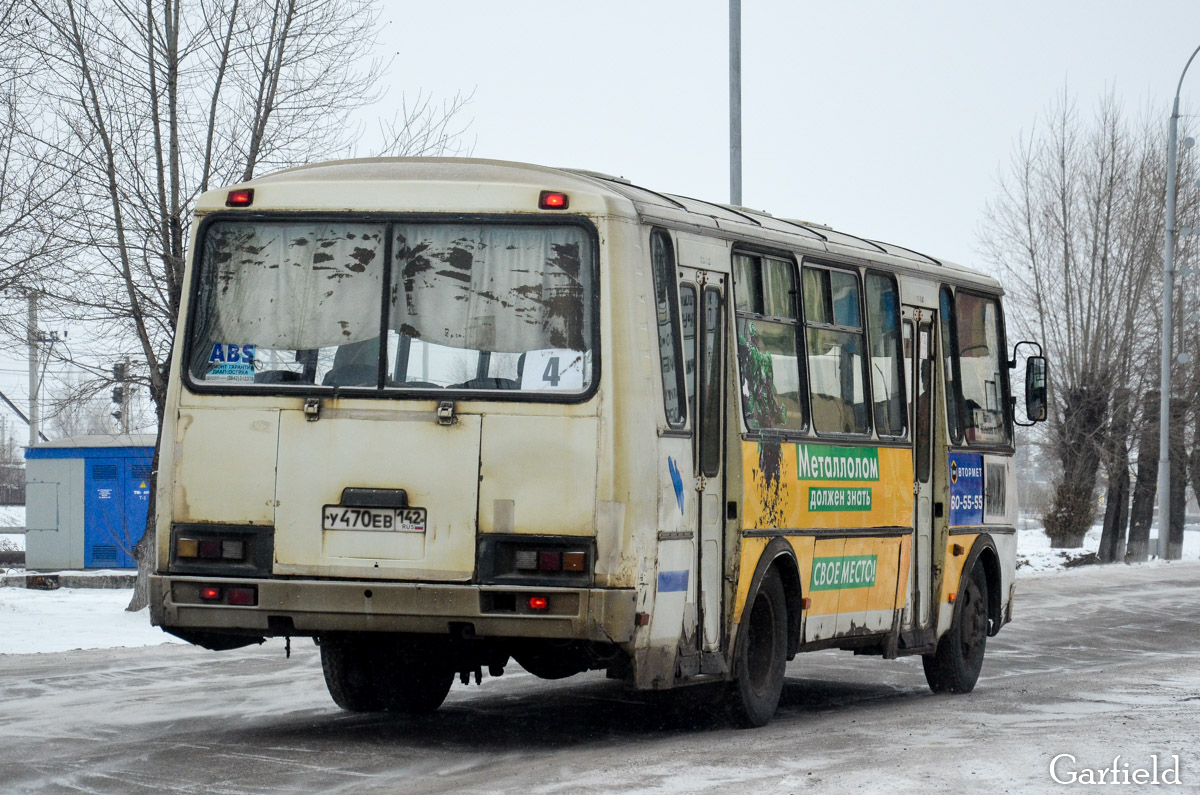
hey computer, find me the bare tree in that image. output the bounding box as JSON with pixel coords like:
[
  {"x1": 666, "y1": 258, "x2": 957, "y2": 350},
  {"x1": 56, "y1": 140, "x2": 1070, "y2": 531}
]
[
  {"x1": 0, "y1": 7, "x2": 81, "y2": 346},
  {"x1": 10, "y1": 0, "x2": 473, "y2": 608},
  {"x1": 979, "y1": 92, "x2": 1194, "y2": 549},
  {"x1": 374, "y1": 89, "x2": 476, "y2": 158},
  {"x1": 44, "y1": 370, "x2": 125, "y2": 437}
]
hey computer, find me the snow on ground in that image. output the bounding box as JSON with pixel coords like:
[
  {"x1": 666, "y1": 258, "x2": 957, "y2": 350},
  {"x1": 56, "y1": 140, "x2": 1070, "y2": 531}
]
[
  {"x1": 1, "y1": 520, "x2": 1196, "y2": 657},
  {"x1": 0, "y1": 504, "x2": 25, "y2": 530},
  {"x1": 1016, "y1": 518, "x2": 1200, "y2": 574},
  {"x1": 0, "y1": 532, "x2": 24, "y2": 553},
  {"x1": 0, "y1": 588, "x2": 182, "y2": 655}
]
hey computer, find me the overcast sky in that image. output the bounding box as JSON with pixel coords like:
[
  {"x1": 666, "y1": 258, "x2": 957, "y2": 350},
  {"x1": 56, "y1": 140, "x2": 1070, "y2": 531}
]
[
  {"x1": 372, "y1": 0, "x2": 1200, "y2": 268},
  {"x1": 9, "y1": 2, "x2": 1200, "y2": 439}
]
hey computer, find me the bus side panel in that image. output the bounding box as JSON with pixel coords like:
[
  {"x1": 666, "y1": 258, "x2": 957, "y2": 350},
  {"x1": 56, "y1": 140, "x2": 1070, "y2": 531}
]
[
  {"x1": 833, "y1": 535, "x2": 905, "y2": 635},
  {"x1": 938, "y1": 532, "x2": 978, "y2": 633},
  {"x1": 734, "y1": 533, "x2": 910, "y2": 645},
  {"x1": 741, "y1": 441, "x2": 913, "y2": 532},
  {"x1": 805, "y1": 536, "x2": 845, "y2": 641},
  {"x1": 992, "y1": 530, "x2": 1016, "y2": 624},
  {"x1": 630, "y1": 440, "x2": 699, "y2": 689}
]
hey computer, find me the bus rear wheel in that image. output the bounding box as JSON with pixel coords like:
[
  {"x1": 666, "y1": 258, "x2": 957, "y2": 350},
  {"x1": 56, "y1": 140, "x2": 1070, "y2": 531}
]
[
  {"x1": 321, "y1": 634, "x2": 454, "y2": 714},
  {"x1": 320, "y1": 635, "x2": 387, "y2": 712},
  {"x1": 378, "y1": 641, "x2": 455, "y2": 714},
  {"x1": 923, "y1": 561, "x2": 989, "y2": 694},
  {"x1": 726, "y1": 568, "x2": 787, "y2": 728}
]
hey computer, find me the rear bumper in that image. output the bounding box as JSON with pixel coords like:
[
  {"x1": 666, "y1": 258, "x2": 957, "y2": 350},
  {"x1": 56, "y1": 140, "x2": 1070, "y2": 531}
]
[{"x1": 150, "y1": 575, "x2": 637, "y2": 643}]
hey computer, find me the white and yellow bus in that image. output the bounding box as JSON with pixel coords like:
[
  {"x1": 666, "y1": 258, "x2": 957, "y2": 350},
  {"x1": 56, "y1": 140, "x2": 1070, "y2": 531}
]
[{"x1": 150, "y1": 159, "x2": 1046, "y2": 726}]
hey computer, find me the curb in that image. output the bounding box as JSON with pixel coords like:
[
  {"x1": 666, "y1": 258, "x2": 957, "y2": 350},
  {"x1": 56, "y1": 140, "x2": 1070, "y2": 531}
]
[{"x1": 1, "y1": 571, "x2": 138, "y2": 589}]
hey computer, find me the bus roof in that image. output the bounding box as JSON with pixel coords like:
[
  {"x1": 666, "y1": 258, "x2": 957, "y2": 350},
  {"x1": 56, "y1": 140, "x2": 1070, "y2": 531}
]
[{"x1": 201, "y1": 157, "x2": 1000, "y2": 292}]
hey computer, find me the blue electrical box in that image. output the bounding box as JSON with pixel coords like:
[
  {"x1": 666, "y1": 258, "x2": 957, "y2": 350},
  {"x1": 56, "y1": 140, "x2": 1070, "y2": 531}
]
[{"x1": 25, "y1": 435, "x2": 155, "y2": 570}]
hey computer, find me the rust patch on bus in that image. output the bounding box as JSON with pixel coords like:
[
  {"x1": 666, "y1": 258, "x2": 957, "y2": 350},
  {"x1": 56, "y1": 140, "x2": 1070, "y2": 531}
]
[{"x1": 754, "y1": 441, "x2": 785, "y2": 527}]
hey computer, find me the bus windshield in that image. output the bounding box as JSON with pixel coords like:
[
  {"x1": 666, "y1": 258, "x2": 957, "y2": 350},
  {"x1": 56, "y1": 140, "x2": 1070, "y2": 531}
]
[{"x1": 187, "y1": 219, "x2": 596, "y2": 396}]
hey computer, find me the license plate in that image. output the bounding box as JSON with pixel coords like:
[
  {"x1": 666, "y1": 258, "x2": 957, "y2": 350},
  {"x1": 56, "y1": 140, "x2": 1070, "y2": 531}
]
[{"x1": 322, "y1": 505, "x2": 427, "y2": 533}]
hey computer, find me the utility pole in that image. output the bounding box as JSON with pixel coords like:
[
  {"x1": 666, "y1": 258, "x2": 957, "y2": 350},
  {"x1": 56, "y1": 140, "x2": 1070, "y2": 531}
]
[
  {"x1": 1157, "y1": 43, "x2": 1200, "y2": 561},
  {"x1": 122, "y1": 356, "x2": 131, "y2": 434},
  {"x1": 729, "y1": 0, "x2": 742, "y2": 207},
  {"x1": 27, "y1": 294, "x2": 39, "y2": 447}
]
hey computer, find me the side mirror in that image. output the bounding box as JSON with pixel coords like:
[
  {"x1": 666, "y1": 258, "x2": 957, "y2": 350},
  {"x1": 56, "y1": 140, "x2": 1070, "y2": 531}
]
[{"x1": 1025, "y1": 356, "x2": 1048, "y2": 422}]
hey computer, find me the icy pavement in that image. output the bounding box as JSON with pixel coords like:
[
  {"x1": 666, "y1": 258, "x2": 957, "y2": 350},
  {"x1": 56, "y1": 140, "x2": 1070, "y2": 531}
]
[{"x1": 0, "y1": 562, "x2": 1197, "y2": 793}]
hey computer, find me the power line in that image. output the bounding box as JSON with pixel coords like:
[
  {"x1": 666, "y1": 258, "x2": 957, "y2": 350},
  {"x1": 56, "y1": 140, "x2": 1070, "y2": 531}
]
[{"x1": 0, "y1": 388, "x2": 48, "y2": 443}]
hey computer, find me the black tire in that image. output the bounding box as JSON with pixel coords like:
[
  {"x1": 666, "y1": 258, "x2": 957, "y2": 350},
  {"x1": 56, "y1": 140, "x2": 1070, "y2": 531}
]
[
  {"x1": 377, "y1": 642, "x2": 455, "y2": 714},
  {"x1": 510, "y1": 640, "x2": 590, "y2": 680},
  {"x1": 320, "y1": 636, "x2": 388, "y2": 712},
  {"x1": 923, "y1": 561, "x2": 989, "y2": 694},
  {"x1": 726, "y1": 568, "x2": 788, "y2": 728},
  {"x1": 321, "y1": 634, "x2": 454, "y2": 714}
]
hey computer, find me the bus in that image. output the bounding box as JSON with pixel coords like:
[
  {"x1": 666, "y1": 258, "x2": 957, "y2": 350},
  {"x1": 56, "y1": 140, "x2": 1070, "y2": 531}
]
[{"x1": 150, "y1": 158, "x2": 1047, "y2": 726}]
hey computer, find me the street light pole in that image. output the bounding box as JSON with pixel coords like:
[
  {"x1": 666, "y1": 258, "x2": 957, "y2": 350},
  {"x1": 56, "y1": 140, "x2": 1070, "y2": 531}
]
[
  {"x1": 729, "y1": 0, "x2": 742, "y2": 206},
  {"x1": 1157, "y1": 44, "x2": 1200, "y2": 561}
]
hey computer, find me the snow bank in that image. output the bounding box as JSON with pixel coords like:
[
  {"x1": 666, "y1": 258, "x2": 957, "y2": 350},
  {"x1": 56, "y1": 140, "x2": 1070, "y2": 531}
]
[
  {"x1": 0, "y1": 588, "x2": 182, "y2": 655},
  {"x1": 1016, "y1": 519, "x2": 1200, "y2": 575},
  {"x1": 0, "y1": 503, "x2": 24, "y2": 530}
]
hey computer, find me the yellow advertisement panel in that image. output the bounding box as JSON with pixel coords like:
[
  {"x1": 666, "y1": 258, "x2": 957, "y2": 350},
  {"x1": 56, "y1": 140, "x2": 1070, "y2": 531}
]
[
  {"x1": 733, "y1": 534, "x2": 911, "y2": 621},
  {"x1": 742, "y1": 440, "x2": 914, "y2": 530}
]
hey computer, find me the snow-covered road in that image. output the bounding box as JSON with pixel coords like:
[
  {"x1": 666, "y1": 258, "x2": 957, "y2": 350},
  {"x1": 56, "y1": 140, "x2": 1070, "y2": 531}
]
[{"x1": 1, "y1": 561, "x2": 1197, "y2": 793}]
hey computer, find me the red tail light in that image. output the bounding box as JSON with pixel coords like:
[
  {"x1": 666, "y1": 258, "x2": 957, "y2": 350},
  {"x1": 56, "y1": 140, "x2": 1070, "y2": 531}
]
[
  {"x1": 199, "y1": 585, "x2": 222, "y2": 601},
  {"x1": 538, "y1": 190, "x2": 569, "y2": 210},
  {"x1": 527, "y1": 596, "x2": 549, "y2": 611},
  {"x1": 225, "y1": 188, "x2": 254, "y2": 207},
  {"x1": 227, "y1": 587, "x2": 257, "y2": 606}
]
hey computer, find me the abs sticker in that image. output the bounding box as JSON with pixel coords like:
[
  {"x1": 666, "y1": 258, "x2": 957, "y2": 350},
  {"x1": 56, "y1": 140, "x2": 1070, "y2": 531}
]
[{"x1": 207, "y1": 343, "x2": 256, "y2": 382}]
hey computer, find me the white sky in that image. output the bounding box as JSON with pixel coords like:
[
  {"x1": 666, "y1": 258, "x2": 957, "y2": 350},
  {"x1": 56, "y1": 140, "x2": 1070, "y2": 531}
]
[
  {"x1": 372, "y1": 0, "x2": 1200, "y2": 267},
  {"x1": 5, "y1": 1, "x2": 1200, "y2": 440}
]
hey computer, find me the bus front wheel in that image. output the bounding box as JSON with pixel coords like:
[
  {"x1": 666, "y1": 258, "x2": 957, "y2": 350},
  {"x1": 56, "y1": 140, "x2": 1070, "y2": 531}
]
[
  {"x1": 726, "y1": 568, "x2": 787, "y2": 728},
  {"x1": 922, "y1": 561, "x2": 989, "y2": 694}
]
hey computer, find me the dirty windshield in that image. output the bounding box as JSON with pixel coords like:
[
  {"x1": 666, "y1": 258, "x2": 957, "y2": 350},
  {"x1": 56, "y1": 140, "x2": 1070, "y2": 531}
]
[{"x1": 188, "y1": 219, "x2": 595, "y2": 396}]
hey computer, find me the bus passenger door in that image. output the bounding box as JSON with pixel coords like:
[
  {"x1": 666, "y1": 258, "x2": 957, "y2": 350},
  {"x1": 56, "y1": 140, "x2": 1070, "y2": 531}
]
[
  {"x1": 903, "y1": 308, "x2": 935, "y2": 634},
  {"x1": 680, "y1": 271, "x2": 726, "y2": 658}
]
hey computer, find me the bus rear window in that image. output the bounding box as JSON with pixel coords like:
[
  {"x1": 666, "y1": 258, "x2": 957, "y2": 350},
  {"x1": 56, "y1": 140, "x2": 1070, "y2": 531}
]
[{"x1": 188, "y1": 219, "x2": 596, "y2": 397}]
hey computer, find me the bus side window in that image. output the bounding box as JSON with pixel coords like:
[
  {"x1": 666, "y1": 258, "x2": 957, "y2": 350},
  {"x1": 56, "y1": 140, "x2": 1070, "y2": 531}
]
[
  {"x1": 939, "y1": 287, "x2": 963, "y2": 444},
  {"x1": 864, "y1": 272, "x2": 906, "y2": 438},
  {"x1": 954, "y1": 291, "x2": 1010, "y2": 445},
  {"x1": 650, "y1": 230, "x2": 687, "y2": 428},
  {"x1": 681, "y1": 283, "x2": 698, "y2": 427},
  {"x1": 802, "y1": 265, "x2": 870, "y2": 435},
  {"x1": 732, "y1": 253, "x2": 806, "y2": 432},
  {"x1": 699, "y1": 288, "x2": 724, "y2": 476}
]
